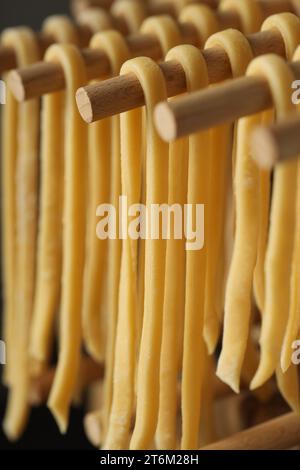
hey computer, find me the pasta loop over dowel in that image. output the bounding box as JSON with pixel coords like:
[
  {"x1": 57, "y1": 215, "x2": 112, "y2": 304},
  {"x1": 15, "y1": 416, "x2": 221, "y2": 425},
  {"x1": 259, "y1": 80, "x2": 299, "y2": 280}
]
[
  {"x1": 140, "y1": 15, "x2": 182, "y2": 54},
  {"x1": 219, "y1": 0, "x2": 263, "y2": 34},
  {"x1": 42, "y1": 15, "x2": 80, "y2": 44},
  {"x1": 179, "y1": 4, "x2": 220, "y2": 47},
  {"x1": 77, "y1": 7, "x2": 113, "y2": 33},
  {"x1": 111, "y1": 0, "x2": 146, "y2": 33}
]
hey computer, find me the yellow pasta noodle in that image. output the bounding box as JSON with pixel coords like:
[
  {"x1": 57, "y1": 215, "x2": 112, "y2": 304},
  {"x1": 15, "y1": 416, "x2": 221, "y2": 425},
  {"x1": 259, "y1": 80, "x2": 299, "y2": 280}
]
[
  {"x1": 204, "y1": 30, "x2": 254, "y2": 356},
  {"x1": 104, "y1": 15, "x2": 182, "y2": 451},
  {"x1": 87, "y1": 31, "x2": 131, "y2": 445},
  {"x1": 111, "y1": 0, "x2": 147, "y2": 33},
  {"x1": 30, "y1": 16, "x2": 82, "y2": 370},
  {"x1": 46, "y1": 44, "x2": 88, "y2": 433},
  {"x1": 217, "y1": 56, "x2": 298, "y2": 391},
  {"x1": 219, "y1": 0, "x2": 263, "y2": 34},
  {"x1": 179, "y1": 48, "x2": 209, "y2": 451},
  {"x1": 251, "y1": 14, "x2": 300, "y2": 390},
  {"x1": 120, "y1": 57, "x2": 169, "y2": 450},
  {"x1": 2, "y1": 27, "x2": 40, "y2": 440},
  {"x1": 179, "y1": 4, "x2": 219, "y2": 47}
]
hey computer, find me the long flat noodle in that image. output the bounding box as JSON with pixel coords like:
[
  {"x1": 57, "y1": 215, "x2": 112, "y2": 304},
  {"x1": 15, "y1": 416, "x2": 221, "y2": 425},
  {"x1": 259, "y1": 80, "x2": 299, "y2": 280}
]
[
  {"x1": 42, "y1": 15, "x2": 80, "y2": 45},
  {"x1": 177, "y1": 48, "x2": 209, "y2": 451},
  {"x1": 204, "y1": 30, "x2": 253, "y2": 358},
  {"x1": 1, "y1": 81, "x2": 17, "y2": 387},
  {"x1": 2, "y1": 28, "x2": 40, "y2": 440},
  {"x1": 155, "y1": 15, "x2": 217, "y2": 445},
  {"x1": 111, "y1": 57, "x2": 167, "y2": 451},
  {"x1": 111, "y1": 0, "x2": 146, "y2": 33},
  {"x1": 219, "y1": 56, "x2": 296, "y2": 393},
  {"x1": 30, "y1": 16, "x2": 81, "y2": 369},
  {"x1": 84, "y1": 32, "x2": 130, "y2": 441},
  {"x1": 179, "y1": 4, "x2": 219, "y2": 48},
  {"x1": 253, "y1": 109, "x2": 273, "y2": 313},
  {"x1": 253, "y1": 13, "x2": 300, "y2": 315},
  {"x1": 219, "y1": 0, "x2": 263, "y2": 34},
  {"x1": 155, "y1": 45, "x2": 191, "y2": 451},
  {"x1": 103, "y1": 91, "x2": 142, "y2": 448},
  {"x1": 127, "y1": 17, "x2": 181, "y2": 451},
  {"x1": 281, "y1": 42, "x2": 300, "y2": 373},
  {"x1": 241, "y1": 335, "x2": 274, "y2": 403},
  {"x1": 251, "y1": 14, "x2": 300, "y2": 389},
  {"x1": 76, "y1": 7, "x2": 113, "y2": 32},
  {"x1": 136, "y1": 17, "x2": 187, "y2": 453},
  {"x1": 46, "y1": 44, "x2": 88, "y2": 433},
  {"x1": 281, "y1": 161, "x2": 300, "y2": 371}
]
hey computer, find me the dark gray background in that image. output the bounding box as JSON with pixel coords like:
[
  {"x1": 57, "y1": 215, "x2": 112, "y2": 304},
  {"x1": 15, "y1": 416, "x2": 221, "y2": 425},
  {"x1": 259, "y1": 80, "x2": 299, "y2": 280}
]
[
  {"x1": 0, "y1": 0, "x2": 70, "y2": 31},
  {"x1": 0, "y1": 0, "x2": 93, "y2": 450}
]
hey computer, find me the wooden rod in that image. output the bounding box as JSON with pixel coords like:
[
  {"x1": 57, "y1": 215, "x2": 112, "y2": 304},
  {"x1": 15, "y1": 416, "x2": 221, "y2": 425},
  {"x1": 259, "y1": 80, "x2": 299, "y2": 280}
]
[
  {"x1": 7, "y1": 6, "x2": 243, "y2": 101},
  {"x1": 7, "y1": 20, "x2": 202, "y2": 101},
  {"x1": 28, "y1": 358, "x2": 104, "y2": 406},
  {"x1": 0, "y1": 33, "x2": 56, "y2": 75},
  {"x1": 74, "y1": 28, "x2": 286, "y2": 123},
  {"x1": 260, "y1": 0, "x2": 296, "y2": 16},
  {"x1": 154, "y1": 60, "x2": 300, "y2": 141},
  {"x1": 251, "y1": 112, "x2": 300, "y2": 169},
  {"x1": 71, "y1": 0, "x2": 115, "y2": 15},
  {"x1": 201, "y1": 412, "x2": 300, "y2": 450},
  {"x1": 0, "y1": 22, "x2": 101, "y2": 75}
]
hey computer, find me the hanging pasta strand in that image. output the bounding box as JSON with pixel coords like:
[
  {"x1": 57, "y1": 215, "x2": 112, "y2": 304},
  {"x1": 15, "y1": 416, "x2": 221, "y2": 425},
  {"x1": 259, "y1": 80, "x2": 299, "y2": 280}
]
[
  {"x1": 203, "y1": 29, "x2": 254, "y2": 355},
  {"x1": 117, "y1": 57, "x2": 168, "y2": 450},
  {"x1": 281, "y1": 45, "x2": 300, "y2": 373},
  {"x1": 127, "y1": 16, "x2": 182, "y2": 451},
  {"x1": 250, "y1": 14, "x2": 300, "y2": 390},
  {"x1": 80, "y1": 25, "x2": 120, "y2": 366},
  {"x1": 46, "y1": 44, "x2": 88, "y2": 433},
  {"x1": 218, "y1": 14, "x2": 300, "y2": 393},
  {"x1": 30, "y1": 17, "x2": 81, "y2": 371},
  {"x1": 2, "y1": 27, "x2": 40, "y2": 441},
  {"x1": 179, "y1": 48, "x2": 210, "y2": 451},
  {"x1": 86, "y1": 31, "x2": 131, "y2": 447},
  {"x1": 155, "y1": 45, "x2": 193, "y2": 452}
]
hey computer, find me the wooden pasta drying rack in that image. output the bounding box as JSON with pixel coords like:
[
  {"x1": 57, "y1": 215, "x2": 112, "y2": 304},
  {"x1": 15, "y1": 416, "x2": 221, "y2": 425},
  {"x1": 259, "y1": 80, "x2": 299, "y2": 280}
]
[{"x1": 1, "y1": 0, "x2": 300, "y2": 451}]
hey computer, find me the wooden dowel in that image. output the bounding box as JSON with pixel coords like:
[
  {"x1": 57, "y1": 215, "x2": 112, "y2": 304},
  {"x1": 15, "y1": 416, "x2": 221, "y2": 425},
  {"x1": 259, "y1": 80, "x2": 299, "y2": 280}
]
[
  {"x1": 0, "y1": 33, "x2": 55, "y2": 75},
  {"x1": 201, "y1": 412, "x2": 300, "y2": 450},
  {"x1": 0, "y1": 22, "x2": 98, "y2": 75},
  {"x1": 71, "y1": 0, "x2": 114, "y2": 16},
  {"x1": 251, "y1": 112, "x2": 300, "y2": 169},
  {"x1": 260, "y1": 0, "x2": 296, "y2": 16},
  {"x1": 6, "y1": 10, "x2": 238, "y2": 102},
  {"x1": 28, "y1": 358, "x2": 104, "y2": 406},
  {"x1": 75, "y1": 28, "x2": 286, "y2": 123},
  {"x1": 7, "y1": 20, "x2": 201, "y2": 102},
  {"x1": 154, "y1": 60, "x2": 300, "y2": 141}
]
